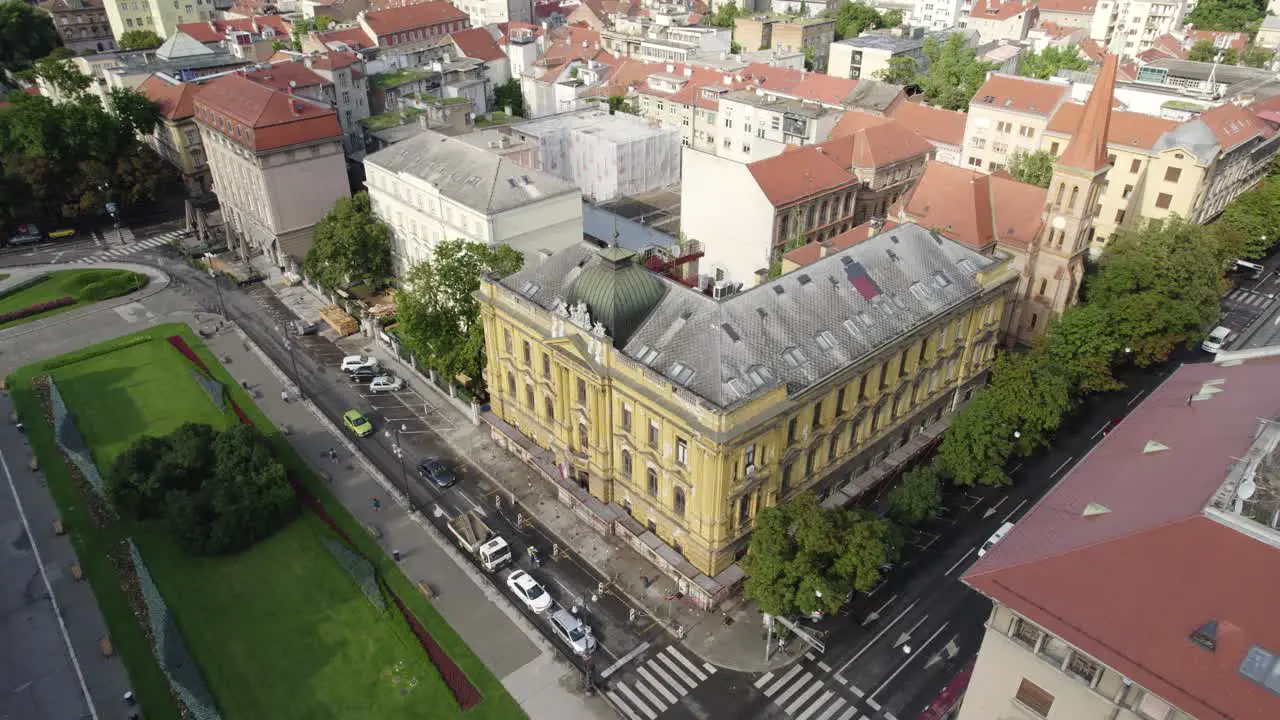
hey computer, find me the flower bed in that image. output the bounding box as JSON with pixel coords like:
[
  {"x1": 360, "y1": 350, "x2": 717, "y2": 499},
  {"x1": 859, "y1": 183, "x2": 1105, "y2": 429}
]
[{"x1": 0, "y1": 295, "x2": 75, "y2": 324}]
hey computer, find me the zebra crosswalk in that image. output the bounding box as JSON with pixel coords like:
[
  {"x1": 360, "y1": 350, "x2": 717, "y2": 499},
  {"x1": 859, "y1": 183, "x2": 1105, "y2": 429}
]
[
  {"x1": 606, "y1": 644, "x2": 717, "y2": 720},
  {"x1": 1226, "y1": 288, "x2": 1273, "y2": 309},
  {"x1": 755, "y1": 662, "x2": 889, "y2": 720},
  {"x1": 80, "y1": 230, "x2": 185, "y2": 263}
]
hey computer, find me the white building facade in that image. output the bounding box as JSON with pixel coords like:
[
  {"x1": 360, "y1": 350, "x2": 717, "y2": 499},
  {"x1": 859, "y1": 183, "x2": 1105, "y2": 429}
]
[{"x1": 1090, "y1": 0, "x2": 1187, "y2": 57}]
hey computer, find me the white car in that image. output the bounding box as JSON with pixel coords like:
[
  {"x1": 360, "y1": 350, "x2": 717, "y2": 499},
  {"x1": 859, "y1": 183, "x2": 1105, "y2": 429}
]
[
  {"x1": 341, "y1": 355, "x2": 379, "y2": 373},
  {"x1": 506, "y1": 570, "x2": 553, "y2": 613},
  {"x1": 369, "y1": 375, "x2": 404, "y2": 393}
]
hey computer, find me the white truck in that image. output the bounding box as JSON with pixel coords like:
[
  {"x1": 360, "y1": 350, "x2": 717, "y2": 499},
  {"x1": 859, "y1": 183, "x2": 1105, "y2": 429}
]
[{"x1": 447, "y1": 510, "x2": 512, "y2": 572}]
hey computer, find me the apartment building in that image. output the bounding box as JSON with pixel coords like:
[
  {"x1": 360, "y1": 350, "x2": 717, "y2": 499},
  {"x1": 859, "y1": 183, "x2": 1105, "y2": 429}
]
[
  {"x1": 682, "y1": 118, "x2": 934, "y2": 283},
  {"x1": 102, "y1": 0, "x2": 214, "y2": 41},
  {"x1": 1037, "y1": 0, "x2": 1096, "y2": 29},
  {"x1": 357, "y1": 2, "x2": 471, "y2": 48},
  {"x1": 914, "y1": 0, "x2": 966, "y2": 32},
  {"x1": 734, "y1": 15, "x2": 837, "y2": 71},
  {"x1": 40, "y1": 0, "x2": 115, "y2": 54},
  {"x1": 960, "y1": 349, "x2": 1280, "y2": 720},
  {"x1": 478, "y1": 223, "x2": 1015, "y2": 605},
  {"x1": 714, "y1": 89, "x2": 841, "y2": 162},
  {"x1": 962, "y1": 73, "x2": 1071, "y2": 171},
  {"x1": 136, "y1": 72, "x2": 207, "y2": 194},
  {"x1": 965, "y1": 0, "x2": 1036, "y2": 43},
  {"x1": 888, "y1": 100, "x2": 968, "y2": 165},
  {"x1": 1089, "y1": 0, "x2": 1186, "y2": 58},
  {"x1": 237, "y1": 55, "x2": 370, "y2": 154},
  {"x1": 194, "y1": 75, "x2": 350, "y2": 269},
  {"x1": 828, "y1": 32, "x2": 927, "y2": 81},
  {"x1": 451, "y1": 0, "x2": 533, "y2": 27},
  {"x1": 175, "y1": 15, "x2": 290, "y2": 62},
  {"x1": 363, "y1": 130, "x2": 582, "y2": 272}
]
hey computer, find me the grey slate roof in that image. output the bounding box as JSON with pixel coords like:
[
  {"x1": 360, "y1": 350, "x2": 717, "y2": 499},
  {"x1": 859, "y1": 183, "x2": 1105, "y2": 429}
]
[
  {"x1": 363, "y1": 130, "x2": 579, "y2": 214},
  {"x1": 1154, "y1": 120, "x2": 1220, "y2": 164},
  {"x1": 500, "y1": 223, "x2": 999, "y2": 410}
]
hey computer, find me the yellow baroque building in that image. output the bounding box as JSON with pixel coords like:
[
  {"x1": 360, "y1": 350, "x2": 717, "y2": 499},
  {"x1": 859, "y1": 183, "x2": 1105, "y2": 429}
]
[{"x1": 477, "y1": 222, "x2": 1017, "y2": 602}]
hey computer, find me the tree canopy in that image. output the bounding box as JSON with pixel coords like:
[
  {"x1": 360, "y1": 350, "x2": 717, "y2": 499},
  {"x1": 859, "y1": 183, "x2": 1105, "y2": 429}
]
[
  {"x1": 874, "y1": 56, "x2": 917, "y2": 85},
  {"x1": 118, "y1": 29, "x2": 163, "y2": 50},
  {"x1": 1017, "y1": 45, "x2": 1088, "y2": 80},
  {"x1": 1185, "y1": 0, "x2": 1264, "y2": 32},
  {"x1": 706, "y1": 3, "x2": 743, "y2": 29},
  {"x1": 395, "y1": 239, "x2": 524, "y2": 389},
  {"x1": 33, "y1": 52, "x2": 90, "y2": 98},
  {"x1": 825, "y1": 1, "x2": 901, "y2": 41},
  {"x1": 494, "y1": 78, "x2": 525, "y2": 117},
  {"x1": 1241, "y1": 45, "x2": 1273, "y2": 68},
  {"x1": 912, "y1": 34, "x2": 997, "y2": 111},
  {"x1": 741, "y1": 493, "x2": 899, "y2": 618},
  {"x1": 1007, "y1": 149, "x2": 1055, "y2": 187},
  {"x1": 303, "y1": 192, "x2": 393, "y2": 291},
  {"x1": 885, "y1": 465, "x2": 943, "y2": 526},
  {"x1": 1216, "y1": 176, "x2": 1280, "y2": 258},
  {"x1": 108, "y1": 423, "x2": 299, "y2": 555},
  {"x1": 0, "y1": 1, "x2": 59, "y2": 75}
]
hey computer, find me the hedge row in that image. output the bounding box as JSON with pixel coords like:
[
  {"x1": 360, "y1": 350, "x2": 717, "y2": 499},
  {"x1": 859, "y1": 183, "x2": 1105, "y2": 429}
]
[
  {"x1": 0, "y1": 273, "x2": 51, "y2": 300},
  {"x1": 76, "y1": 271, "x2": 147, "y2": 302},
  {"x1": 0, "y1": 296, "x2": 75, "y2": 325},
  {"x1": 33, "y1": 334, "x2": 156, "y2": 374}
]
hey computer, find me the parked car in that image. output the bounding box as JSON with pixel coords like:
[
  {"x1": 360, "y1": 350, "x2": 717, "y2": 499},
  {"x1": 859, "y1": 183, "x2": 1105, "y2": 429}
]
[
  {"x1": 343, "y1": 409, "x2": 374, "y2": 437},
  {"x1": 506, "y1": 570, "x2": 553, "y2": 613},
  {"x1": 6, "y1": 223, "x2": 43, "y2": 247},
  {"x1": 369, "y1": 375, "x2": 404, "y2": 393},
  {"x1": 341, "y1": 355, "x2": 379, "y2": 373},
  {"x1": 548, "y1": 607, "x2": 596, "y2": 657},
  {"x1": 417, "y1": 458, "x2": 457, "y2": 489},
  {"x1": 348, "y1": 367, "x2": 379, "y2": 383},
  {"x1": 1202, "y1": 326, "x2": 1233, "y2": 354},
  {"x1": 979, "y1": 521, "x2": 1015, "y2": 557},
  {"x1": 290, "y1": 319, "x2": 318, "y2": 336},
  {"x1": 1232, "y1": 259, "x2": 1265, "y2": 279}
]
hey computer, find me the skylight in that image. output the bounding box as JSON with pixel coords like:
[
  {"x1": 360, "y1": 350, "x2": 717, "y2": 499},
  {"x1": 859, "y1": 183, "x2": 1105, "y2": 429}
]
[
  {"x1": 518, "y1": 281, "x2": 540, "y2": 298},
  {"x1": 815, "y1": 331, "x2": 837, "y2": 352},
  {"x1": 668, "y1": 362, "x2": 695, "y2": 385},
  {"x1": 909, "y1": 282, "x2": 929, "y2": 300},
  {"x1": 727, "y1": 377, "x2": 748, "y2": 396},
  {"x1": 746, "y1": 364, "x2": 774, "y2": 388},
  {"x1": 933, "y1": 270, "x2": 952, "y2": 288},
  {"x1": 635, "y1": 345, "x2": 660, "y2": 365},
  {"x1": 781, "y1": 346, "x2": 808, "y2": 368},
  {"x1": 722, "y1": 323, "x2": 741, "y2": 342},
  {"x1": 1238, "y1": 644, "x2": 1280, "y2": 695},
  {"x1": 843, "y1": 319, "x2": 860, "y2": 336},
  {"x1": 797, "y1": 274, "x2": 812, "y2": 286}
]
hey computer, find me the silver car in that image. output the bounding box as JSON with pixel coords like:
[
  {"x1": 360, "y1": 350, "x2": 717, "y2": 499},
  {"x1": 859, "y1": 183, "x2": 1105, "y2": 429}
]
[{"x1": 548, "y1": 607, "x2": 596, "y2": 657}]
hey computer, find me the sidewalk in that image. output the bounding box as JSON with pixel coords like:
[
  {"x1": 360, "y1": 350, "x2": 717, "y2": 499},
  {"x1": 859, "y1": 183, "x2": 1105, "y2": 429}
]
[{"x1": 201, "y1": 328, "x2": 615, "y2": 720}]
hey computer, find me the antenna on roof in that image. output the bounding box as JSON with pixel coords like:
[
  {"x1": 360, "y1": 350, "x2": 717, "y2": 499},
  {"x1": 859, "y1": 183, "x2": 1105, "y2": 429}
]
[{"x1": 611, "y1": 215, "x2": 619, "y2": 248}]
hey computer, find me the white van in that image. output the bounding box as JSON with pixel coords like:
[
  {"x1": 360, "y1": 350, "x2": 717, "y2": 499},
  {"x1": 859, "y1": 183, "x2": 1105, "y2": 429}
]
[
  {"x1": 979, "y1": 522, "x2": 1015, "y2": 557},
  {"x1": 1202, "y1": 326, "x2": 1233, "y2": 354},
  {"x1": 1233, "y1": 259, "x2": 1265, "y2": 279}
]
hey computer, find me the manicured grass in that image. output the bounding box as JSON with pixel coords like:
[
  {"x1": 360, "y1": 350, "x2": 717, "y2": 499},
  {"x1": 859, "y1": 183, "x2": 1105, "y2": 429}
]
[
  {"x1": 0, "y1": 269, "x2": 148, "y2": 329},
  {"x1": 9, "y1": 324, "x2": 525, "y2": 720}
]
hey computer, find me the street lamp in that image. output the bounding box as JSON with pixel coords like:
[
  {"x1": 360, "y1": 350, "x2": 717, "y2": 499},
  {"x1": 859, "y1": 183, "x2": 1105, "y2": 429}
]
[
  {"x1": 206, "y1": 259, "x2": 226, "y2": 316},
  {"x1": 282, "y1": 336, "x2": 304, "y2": 401},
  {"x1": 387, "y1": 423, "x2": 413, "y2": 513}
]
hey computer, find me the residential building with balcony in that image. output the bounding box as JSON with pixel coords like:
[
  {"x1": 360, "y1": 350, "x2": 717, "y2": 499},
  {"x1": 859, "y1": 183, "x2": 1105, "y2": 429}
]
[
  {"x1": 362, "y1": 129, "x2": 582, "y2": 272},
  {"x1": 102, "y1": 0, "x2": 215, "y2": 42},
  {"x1": 238, "y1": 54, "x2": 371, "y2": 154},
  {"x1": 913, "y1": 0, "x2": 966, "y2": 32},
  {"x1": 734, "y1": 15, "x2": 837, "y2": 72},
  {"x1": 962, "y1": 73, "x2": 1071, "y2": 171},
  {"x1": 451, "y1": 0, "x2": 533, "y2": 27},
  {"x1": 175, "y1": 15, "x2": 290, "y2": 62},
  {"x1": 195, "y1": 74, "x2": 350, "y2": 270},
  {"x1": 40, "y1": 0, "x2": 115, "y2": 54},
  {"x1": 478, "y1": 223, "x2": 1016, "y2": 605},
  {"x1": 713, "y1": 89, "x2": 841, "y2": 162},
  {"x1": 681, "y1": 116, "x2": 934, "y2": 284},
  {"x1": 136, "y1": 72, "x2": 209, "y2": 194},
  {"x1": 960, "y1": 347, "x2": 1280, "y2": 720},
  {"x1": 964, "y1": 0, "x2": 1036, "y2": 43},
  {"x1": 1088, "y1": 0, "x2": 1186, "y2": 58}
]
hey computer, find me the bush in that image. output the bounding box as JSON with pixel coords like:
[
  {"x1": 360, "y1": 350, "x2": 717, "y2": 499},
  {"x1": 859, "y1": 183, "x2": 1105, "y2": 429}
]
[
  {"x1": 0, "y1": 273, "x2": 51, "y2": 300},
  {"x1": 76, "y1": 271, "x2": 147, "y2": 301},
  {"x1": 108, "y1": 423, "x2": 300, "y2": 555},
  {"x1": 0, "y1": 296, "x2": 75, "y2": 324}
]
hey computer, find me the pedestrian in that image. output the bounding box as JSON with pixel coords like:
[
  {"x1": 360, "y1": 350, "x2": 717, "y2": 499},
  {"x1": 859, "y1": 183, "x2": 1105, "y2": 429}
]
[
  {"x1": 329, "y1": 447, "x2": 338, "y2": 462},
  {"x1": 371, "y1": 497, "x2": 382, "y2": 512},
  {"x1": 393, "y1": 549, "x2": 401, "y2": 562},
  {"x1": 280, "y1": 389, "x2": 289, "y2": 403}
]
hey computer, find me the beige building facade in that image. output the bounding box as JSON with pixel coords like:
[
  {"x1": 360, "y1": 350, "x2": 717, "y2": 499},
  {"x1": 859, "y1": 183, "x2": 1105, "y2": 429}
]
[
  {"x1": 963, "y1": 74, "x2": 1070, "y2": 172},
  {"x1": 734, "y1": 15, "x2": 836, "y2": 71},
  {"x1": 102, "y1": 0, "x2": 213, "y2": 41}
]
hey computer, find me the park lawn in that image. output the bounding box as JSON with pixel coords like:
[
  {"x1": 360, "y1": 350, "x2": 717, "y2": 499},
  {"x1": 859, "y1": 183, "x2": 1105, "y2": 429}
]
[
  {"x1": 0, "y1": 269, "x2": 148, "y2": 329},
  {"x1": 10, "y1": 324, "x2": 525, "y2": 720}
]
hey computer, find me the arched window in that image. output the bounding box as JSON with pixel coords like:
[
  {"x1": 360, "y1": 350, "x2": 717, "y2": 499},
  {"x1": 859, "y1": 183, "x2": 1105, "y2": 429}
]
[
  {"x1": 1055, "y1": 182, "x2": 1066, "y2": 207},
  {"x1": 1068, "y1": 185, "x2": 1079, "y2": 211},
  {"x1": 621, "y1": 449, "x2": 632, "y2": 478},
  {"x1": 673, "y1": 487, "x2": 686, "y2": 516},
  {"x1": 647, "y1": 468, "x2": 658, "y2": 497},
  {"x1": 525, "y1": 383, "x2": 534, "y2": 408},
  {"x1": 1038, "y1": 278, "x2": 1048, "y2": 296},
  {"x1": 578, "y1": 423, "x2": 589, "y2": 450},
  {"x1": 507, "y1": 371, "x2": 515, "y2": 395}
]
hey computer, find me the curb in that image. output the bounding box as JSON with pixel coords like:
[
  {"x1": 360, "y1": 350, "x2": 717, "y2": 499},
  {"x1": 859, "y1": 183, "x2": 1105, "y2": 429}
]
[{"x1": 0, "y1": 263, "x2": 171, "y2": 342}]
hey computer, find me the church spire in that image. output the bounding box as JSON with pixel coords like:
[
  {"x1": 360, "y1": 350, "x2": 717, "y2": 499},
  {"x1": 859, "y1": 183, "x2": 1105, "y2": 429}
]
[{"x1": 1057, "y1": 54, "x2": 1118, "y2": 174}]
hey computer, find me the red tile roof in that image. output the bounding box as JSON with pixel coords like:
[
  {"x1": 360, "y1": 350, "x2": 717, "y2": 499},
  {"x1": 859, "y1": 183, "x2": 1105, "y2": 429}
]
[
  {"x1": 823, "y1": 117, "x2": 935, "y2": 168},
  {"x1": 964, "y1": 357, "x2": 1280, "y2": 720},
  {"x1": 748, "y1": 146, "x2": 857, "y2": 207},
  {"x1": 534, "y1": 0, "x2": 567, "y2": 18},
  {"x1": 1046, "y1": 101, "x2": 1177, "y2": 150},
  {"x1": 495, "y1": 22, "x2": 543, "y2": 44},
  {"x1": 239, "y1": 61, "x2": 327, "y2": 92},
  {"x1": 888, "y1": 100, "x2": 967, "y2": 147},
  {"x1": 1199, "y1": 101, "x2": 1276, "y2": 152},
  {"x1": 1188, "y1": 29, "x2": 1250, "y2": 52},
  {"x1": 363, "y1": 2, "x2": 469, "y2": 38},
  {"x1": 136, "y1": 73, "x2": 199, "y2": 121},
  {"x1": 177, "y1": 15, "x2": 290, "y2": 44},
  {"x1": 971, "y1": 74, "x2": 1069, "y2": 116},
  {"x1": 1079, "y1": 38, "x2": 1106, "y2": 63},
  {"x1": 314, "y1": 26, "x2": 375, "y2": 50},
  {"x1": 309, "y1": 50, "x2": 358, "y2": 71},
  {"x1": 194, "y1": 75, "x2": 341, "y2": 152},
  {"x1": 782, "y1": 219, "x2": 900, "y2": 267},
  {"x1": 968, "y1": 0, "x2": 1033, "y2": 20},
  {"x1": 1058, "y1": 53, "x2": 1116, "y2": 172},
  {"x1": 1036, "y1": 0, "x2": 1095, "y2": 13},
  {"x1": 450, "y1": 27, "x2": 505, "y2": 62},
  {"x1": 902, "y1": 161, "x2": 1045, "y2": 250}
]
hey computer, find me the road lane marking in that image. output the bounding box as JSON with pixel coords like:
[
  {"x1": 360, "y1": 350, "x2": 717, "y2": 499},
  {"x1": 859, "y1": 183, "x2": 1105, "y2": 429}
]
[
  {"x1": 795, "y1": 689, "x2": 835, "y2": 720},
  {"x1": 833, "y1": 672, "x2": 848, "y2": 685},
  {"x1": 805, "y1": 650, "x2": 817, "y2": 660},
  {"x1": 817, "y1": 660, "x2": 831, "y2": 672},
  {"x1": 866, "y1": 698, "x2": 881, "y2": 711},
  {"x1": 785, "y1": 677, "x2": 825, "y2": 714},
  {"x1": 849, "y1": 684, "x2": 864, "y2": 697},
  {"x1": 599, "y1": 640, "x2": 650, "y2": 679},
  {"x1": 945, "y1": 548, "x2": 975, "y2": 577},
  {"x1": 867, "y1": 622, "x2": 950, "y2": 702},
  {"x1": 763, "y1": 664, "x2": 803, "y2": 696},
  {"x1": 1091, "y1": 422, "x2": 1110, "y2": 439},
  {"x1": 1128, "y1": 389, "x2": 1146, "y2": 406},
  {"x1": 1050, "y1": 456, "x2": 1074, "y2": 478},
  {"x1": 755, "y1": 671, "x2": 774, "y2": 688},
  {"x1": 665, "y1": 645, "x2": 708, "y2": 681},
  {"x1": 1003, "y1": 498, "x2": 1029, "y2": 524},
  {"x1": 657, "y1": 652, "x2": 698, "y2": 690},
  {"x1": 607, "y1": 691, "x2": 642, "y2": 720},
  {"x1": 638, "y1": 666, "x2": 678, "y2": 704},
  {"x1": 772, "y1": 672, "x2": 813, "y2": 706},
  {"x1": 616, "y1": 682, "x2": 656, "y2": 719},
  {"x1": 644, "y1": 660, "x2": 686, "y2": 697},
  {"x1": 630, "y1": 675, "x2": 665, "y2": 712},
  {"x1": 834, "y1": 708, "x2": 858, "y2": 720},
  {"x1": 836, "y1": 599, "x2": 919, "y2": 674},
  {"x1": 815, "y1": 696, "x2": 847, "y2": 720}
]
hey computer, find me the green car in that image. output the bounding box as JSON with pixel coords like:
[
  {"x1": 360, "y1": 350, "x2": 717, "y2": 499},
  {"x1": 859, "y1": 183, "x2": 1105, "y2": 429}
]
[{"x1": 343, "y1": 409, "x2": 373, "y2": 438}]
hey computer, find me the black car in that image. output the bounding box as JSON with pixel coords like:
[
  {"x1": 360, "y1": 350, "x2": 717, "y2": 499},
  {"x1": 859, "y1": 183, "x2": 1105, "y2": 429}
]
[
  {"x1": 348, "y1": 367, "x2": 379, "y2": 382},
  {"x1": 417, "y1": 458, "x2": 457, "y2": 489}
]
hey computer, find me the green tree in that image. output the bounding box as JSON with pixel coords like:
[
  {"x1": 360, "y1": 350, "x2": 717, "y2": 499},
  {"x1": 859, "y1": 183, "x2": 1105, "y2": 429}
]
[
  {"x1": 1006, "y1": 149, "x2": 1055, "y2": 187},
  {"x1": 1187, "y1": 40, "x2": 1216, "y2": 62},
  {"x1": 606, "y1": 94, "x2": 635, "y2": 115},
  {"x1": 914, "y1": 34, "x2": 997, "y2": 111},
  {"x1": 1084, "y1": 218, "x2": 1224, "y2": 365},
  {"x1": 874, "y1": 56, "x2": 917, "y2": 85},
  {"x1": 118, "y1": 29, "x2": 163, "y2": 50},
  {"x1": 1217, "y1": 176, "x2": 1280, "y2": 258},
  {"x1": 1017, "y1": 45, "x2": 1088, "y2": 80},
  {"x1": 106, "y1": 86, "x2": 161, "y2": 136},
  {"x1": 32, "y1": 53, "x2": 90, "y2": 98},
  {"x1": 885, "y1": 465, "x2": 942, "y2": 526},
  {"x1": 395, "y1": 239, "x2": 524, "y2": 387},
  {"x1": 881, "y1": 9, "x2": 903, "y2": 26},
  {"x1": 741, "y1": 493, "x2": 898, "y2": 618},
  {"x1": 304, "y1": 192, "x2": 393, "y2": 291},
  {"x1": 706, "y1": 3, "x2": 742, "y2": 28},
  {"x1": 1242, "y1": 45, "x2": 1273, "y2": 68},
  {"x1": 1045, "y1": 303, "x2": 1126, "y2": 394},
  {"x1": 986, "y1": 347, "x2": 1076, "y2": 455},
  {"x1": 802, "y1": 46, "x2": 816, "y2": 71},
  {"x1": 828, "y1": 1, "x2": 884, "y2": 40},
  {"x1": 935, "y1": 383, "x2": 1018, "y2": 487},
  {"x1": 494, "y1": 77, "x2": 525, "y2": 116},
  {"x1": 0, "y1": 1, "x2": 60, "y2": 74},
  {"x1": 1185, "y1": 0, "x2": 1264, "y2": 32}
]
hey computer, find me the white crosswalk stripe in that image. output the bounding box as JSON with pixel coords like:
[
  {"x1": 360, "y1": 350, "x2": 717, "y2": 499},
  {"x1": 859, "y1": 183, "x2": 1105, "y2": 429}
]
[
  {"x1": 758, "y1": 662, "x2": 864, "y2": 720},
  {"x1": 608, "y1": 645, "x2": 718, "y2": 719},
  {"x1": 79, "y1": 230, "x2": 186, "y2": 264}
]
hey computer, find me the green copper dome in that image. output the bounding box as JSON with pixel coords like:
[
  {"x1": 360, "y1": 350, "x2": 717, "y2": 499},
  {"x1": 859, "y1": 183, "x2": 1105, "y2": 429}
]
[{"x1": 566, "y1": 246, "x2": 667, "y2": 346}]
